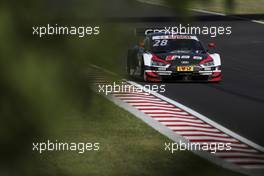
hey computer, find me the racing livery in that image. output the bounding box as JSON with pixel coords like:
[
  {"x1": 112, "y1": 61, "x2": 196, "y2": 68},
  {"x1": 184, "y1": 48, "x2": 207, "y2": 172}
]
[{"x1": 127, "y1": 33, "x2": 222, "y2": 82}]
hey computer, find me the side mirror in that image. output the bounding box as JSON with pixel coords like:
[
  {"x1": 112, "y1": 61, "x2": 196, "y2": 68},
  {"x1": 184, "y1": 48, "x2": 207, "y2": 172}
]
[{"x1": 208, "y1": 42, "x2": 216, "y2": 49}]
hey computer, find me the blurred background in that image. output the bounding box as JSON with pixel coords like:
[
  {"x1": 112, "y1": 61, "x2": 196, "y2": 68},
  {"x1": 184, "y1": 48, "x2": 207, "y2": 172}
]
[{"x1": 0, "y1": 0, "x2": 263, "y2": 175}]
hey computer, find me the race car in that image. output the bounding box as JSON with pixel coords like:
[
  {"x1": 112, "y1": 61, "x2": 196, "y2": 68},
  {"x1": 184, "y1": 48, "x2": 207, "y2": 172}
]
[{"x1": 127, "y1": 32, "x2": 222, "y2": 82}]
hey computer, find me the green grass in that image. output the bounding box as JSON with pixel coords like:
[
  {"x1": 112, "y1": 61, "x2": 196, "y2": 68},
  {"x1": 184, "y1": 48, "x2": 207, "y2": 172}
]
[
  {"x1": 22, "y1": 92, "x2": 245, "y2": 176},
  {"x1": 193, "y1": 0, "x2": 264, "y2": 14}
]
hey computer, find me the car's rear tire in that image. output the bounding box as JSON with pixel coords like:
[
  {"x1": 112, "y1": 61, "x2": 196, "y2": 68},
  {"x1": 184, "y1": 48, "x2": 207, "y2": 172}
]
[{"x1": 127, "y1": 50, "x2": 135, "y2": 78}]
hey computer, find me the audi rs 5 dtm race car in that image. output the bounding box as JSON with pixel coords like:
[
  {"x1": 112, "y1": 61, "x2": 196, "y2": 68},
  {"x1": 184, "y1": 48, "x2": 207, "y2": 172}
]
[{"x1": 127, "y1": 32, "x2": 222, "y2": 82}]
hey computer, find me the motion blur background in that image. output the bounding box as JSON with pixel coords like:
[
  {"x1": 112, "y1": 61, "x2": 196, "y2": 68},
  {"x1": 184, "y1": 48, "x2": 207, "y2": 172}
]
[{"x1": 0, "y1": 0, "x2": 263, "y2": 175}]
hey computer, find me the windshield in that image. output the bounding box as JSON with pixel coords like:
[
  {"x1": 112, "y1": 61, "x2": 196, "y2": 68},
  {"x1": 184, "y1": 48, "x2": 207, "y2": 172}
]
[{"x1": 150, "y1": 39, "x2": 205, "y2": 53}]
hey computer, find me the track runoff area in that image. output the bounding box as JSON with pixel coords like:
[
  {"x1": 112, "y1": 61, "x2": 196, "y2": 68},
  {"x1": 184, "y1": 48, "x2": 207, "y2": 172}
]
[{"x1": 87, "y1": 65, "x2": 264, "y2": 176}]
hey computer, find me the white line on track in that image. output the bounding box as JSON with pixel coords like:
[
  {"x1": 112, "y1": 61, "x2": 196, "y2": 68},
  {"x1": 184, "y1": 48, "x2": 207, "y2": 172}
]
[
  {"x1": 154, "y1": 117, "x2": 204, "y2": 123},
  {"x1": 175, "y1": 131, "x2": 228, "y2": 137},
  {"x1": 184, "y1": 136, "x2": 238, "y2": 142},
  {"x1": 114, "y1": 94, "x2": 156, "y2": 98},
  {"x1": 243, "y1": 165, "x2": 264, "y2": 169},
  {"x1": 141, "y1": 109, "x2": 189, "y2": 115},
  {"x1": 149, "y1": 114, "x2": 196, "y2": 119},
  {"x1": 122, "y1": 99, "x2": 168, "y2": 103},
  {"x1": 137, "y1": 0, "x2": 264, "y2": 25},
  {"x1": 128, "y1": 103, "x2": 175, "y2": 107},
  {"x1": 137, "y1": 106, "x2": 182, "y2": 111},
  {"x1": 226, "y1": 158, "x2": 264, "y2": 163},
  {"x1": 167, "y1": 126, "x2": 220, "y2": 132},
  {"x1": 191, "y1": 8, "x2": 226, "y2": 16},
  {"x1": 223, "y1": 148, "x2": 258, "y2": 153},
  {"x1": 160, "y1": 121, "x2": 212, "y2": 127},
  {"x1": 118, "y1": 97, "x2": 162, "y2": 101}
]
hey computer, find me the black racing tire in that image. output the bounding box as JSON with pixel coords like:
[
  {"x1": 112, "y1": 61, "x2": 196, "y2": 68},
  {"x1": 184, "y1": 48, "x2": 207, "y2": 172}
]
[
  {"x1": 139, "y1": 57, "x2": 146, "y2": 82},
  {"x1": 126, "y1": 50, "x2": 133, "y2": 77}
]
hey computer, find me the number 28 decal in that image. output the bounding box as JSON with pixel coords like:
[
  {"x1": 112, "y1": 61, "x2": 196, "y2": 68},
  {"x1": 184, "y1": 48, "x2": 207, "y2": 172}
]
[{"x1": 153, "y1": 39, "x2": 168, "y2": 47}]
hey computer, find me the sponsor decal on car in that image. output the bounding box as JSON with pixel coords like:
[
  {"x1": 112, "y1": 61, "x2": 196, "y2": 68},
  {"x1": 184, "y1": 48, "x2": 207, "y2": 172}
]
[
  {"x1": 177, "y1": 66, "x2": 194, "y2": 72},
  {"x1": 193, "y1": 56, "x2": 203, "y2": 60}
]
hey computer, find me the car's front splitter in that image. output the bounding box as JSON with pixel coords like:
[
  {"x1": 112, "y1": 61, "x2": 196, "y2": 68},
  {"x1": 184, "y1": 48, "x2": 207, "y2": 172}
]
[{"x1": 144, "y1": 70, "x2": 222, "y2": 82}]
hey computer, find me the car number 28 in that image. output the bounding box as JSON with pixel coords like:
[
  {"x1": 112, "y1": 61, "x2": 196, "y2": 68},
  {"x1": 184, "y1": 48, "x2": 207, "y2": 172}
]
[{"x1": 153, "y1": 39, "x2": 168, "y2": 47}]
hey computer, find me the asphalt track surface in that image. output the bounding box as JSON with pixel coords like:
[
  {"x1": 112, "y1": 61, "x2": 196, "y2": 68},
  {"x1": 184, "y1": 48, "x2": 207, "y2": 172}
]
[
  {"x1": 106, "y1": 0, "x2": 264, "y2": 146},
  {"x1": 84, "y1": 0, "x2": 264, "y2": 146}
]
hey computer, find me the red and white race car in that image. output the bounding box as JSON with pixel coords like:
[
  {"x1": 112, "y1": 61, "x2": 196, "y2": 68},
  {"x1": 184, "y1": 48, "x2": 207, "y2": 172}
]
[{"x1": 127, "y1": 32, "x2": 222, "y2": 82}]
